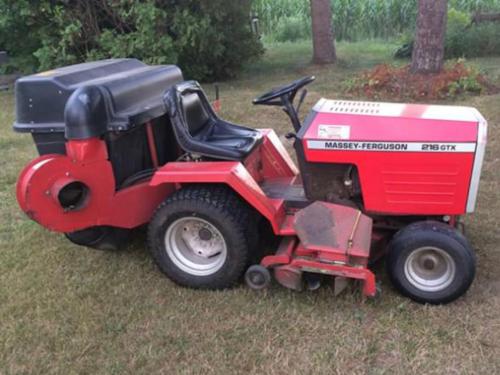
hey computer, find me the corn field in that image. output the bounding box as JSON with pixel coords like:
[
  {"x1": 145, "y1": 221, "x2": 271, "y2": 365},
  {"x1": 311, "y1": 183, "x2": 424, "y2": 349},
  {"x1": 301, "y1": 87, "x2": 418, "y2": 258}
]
[{"x1": 253, "y1": 0, "x2": 500, "y2": 41}]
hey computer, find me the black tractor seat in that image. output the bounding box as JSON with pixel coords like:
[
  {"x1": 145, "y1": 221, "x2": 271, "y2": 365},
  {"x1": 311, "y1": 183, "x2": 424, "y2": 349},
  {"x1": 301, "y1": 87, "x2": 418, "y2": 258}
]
[{"x1": 164, "y1": 81, "x2": 263, "y2": 160}]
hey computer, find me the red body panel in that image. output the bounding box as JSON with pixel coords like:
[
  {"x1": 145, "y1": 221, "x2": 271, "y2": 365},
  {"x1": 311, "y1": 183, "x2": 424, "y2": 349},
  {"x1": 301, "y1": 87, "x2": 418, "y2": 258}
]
[
  {"x1": 305, "y1": 113, "x2": 478, "y2": 142},
  {"x1": 259, "y1": 129, "x2": 299, "y2": 179},
  {"x1": 16, "y1": 139, "x2": 174, "y2": 232},
  {"x1": 302, "y1": 100, "x2": 482, "y2": 215},
  {"x1": 151, "y1": 161, "x2": 286, "y2": 233},
  {"x1": 149, "y1": 130, "x2": 297, "y2": 233},
  {"x1": 242, "y1": 129, "x2": 299, "y2": 183},
  {"x1": 305, "y1": 149, "x2": 474, "y2": 214},
  {"x1": 16, "y1": 130, "x2": 295, "y2": 234}
]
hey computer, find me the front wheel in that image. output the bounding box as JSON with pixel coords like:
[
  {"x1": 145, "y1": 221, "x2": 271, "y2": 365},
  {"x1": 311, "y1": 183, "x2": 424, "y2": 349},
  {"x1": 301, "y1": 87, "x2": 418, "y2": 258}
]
[
  {"x1": 386, "y1": 221, "x2": 476, "y2": 304},
  {"x1": 147, "y1": 185, "x2": 254, "y2": 289}
]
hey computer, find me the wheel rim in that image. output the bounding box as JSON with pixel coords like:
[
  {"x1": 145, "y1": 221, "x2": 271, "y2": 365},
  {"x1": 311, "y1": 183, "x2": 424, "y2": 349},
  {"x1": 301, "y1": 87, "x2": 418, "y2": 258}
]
[
  {"x1": 165, "y1": 217, "x2": 227, "y2": 276},
  {"x1": 404, "y1": 246, "x2": 456, "y2": 292}
]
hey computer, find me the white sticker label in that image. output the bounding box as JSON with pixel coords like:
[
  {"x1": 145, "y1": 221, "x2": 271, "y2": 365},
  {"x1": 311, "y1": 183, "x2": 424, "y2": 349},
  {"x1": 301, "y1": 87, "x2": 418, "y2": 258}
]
[
  {"x1": 317, "y1": 125, "x2": 350, "y2": 139},
  {"x1": 307, "y1": 140, "x2": 476, "y2": 153}
]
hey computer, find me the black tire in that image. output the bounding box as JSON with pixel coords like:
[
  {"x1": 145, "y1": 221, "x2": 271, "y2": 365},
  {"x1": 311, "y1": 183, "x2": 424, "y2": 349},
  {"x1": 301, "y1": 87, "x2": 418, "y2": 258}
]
[
  {"x1": 65, "y1": 226, "x2": 131, "y2": 250},
  {"x1": 245, "y1": 265, "x2": 271, "y2": 290},
  {"x1": 147, "y1": 185, "x2": 256, "y2": 289},
  {"x1": 386, "y1": 221, "x2": 476, "y2": 304}
]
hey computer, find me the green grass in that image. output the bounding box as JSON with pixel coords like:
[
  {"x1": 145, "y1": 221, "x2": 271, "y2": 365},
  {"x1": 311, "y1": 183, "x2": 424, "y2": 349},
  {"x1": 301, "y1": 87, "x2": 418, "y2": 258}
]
[{"x1": 1, "y1": 41, "x2": 500, "y2": 374}]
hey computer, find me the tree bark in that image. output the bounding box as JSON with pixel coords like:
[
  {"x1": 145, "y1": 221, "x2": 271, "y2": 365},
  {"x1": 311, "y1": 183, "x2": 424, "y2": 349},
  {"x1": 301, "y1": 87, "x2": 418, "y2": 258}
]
[
  {"x1": 410, "y1": 0, "x2": 448, "y2": 74},
  {"x1": 310, "y1": 0, "x2": 336, "y2": 64}
]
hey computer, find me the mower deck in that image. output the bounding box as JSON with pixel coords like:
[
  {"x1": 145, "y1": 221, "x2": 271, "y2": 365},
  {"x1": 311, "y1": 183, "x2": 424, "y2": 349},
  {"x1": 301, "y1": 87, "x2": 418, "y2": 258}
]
[{"x1": 260, "y1": 199, "x2": 376, "y2": 296}]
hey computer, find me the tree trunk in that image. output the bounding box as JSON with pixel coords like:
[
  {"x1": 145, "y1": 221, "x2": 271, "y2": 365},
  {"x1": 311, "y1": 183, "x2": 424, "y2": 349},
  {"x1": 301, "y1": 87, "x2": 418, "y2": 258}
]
[
  {"x1": 411, "y1": 0, "x2": 448, "y2": 74},
  {"x1": 310, "y1": 0, "x2": 336, "y2": 64}
]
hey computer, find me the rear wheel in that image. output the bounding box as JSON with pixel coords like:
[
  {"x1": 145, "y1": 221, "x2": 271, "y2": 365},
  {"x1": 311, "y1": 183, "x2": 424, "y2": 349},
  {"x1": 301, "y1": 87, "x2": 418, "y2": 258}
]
[
  {"x1": 386, "y1": 221, "x2": 476, "y2": 304},
  {"x1": 147, "y1": 185, "x2": 255, "y2": 289}
]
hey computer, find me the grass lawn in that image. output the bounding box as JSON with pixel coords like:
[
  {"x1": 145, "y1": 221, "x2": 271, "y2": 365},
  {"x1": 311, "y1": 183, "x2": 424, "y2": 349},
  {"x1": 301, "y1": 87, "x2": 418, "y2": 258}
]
[{"x1": 1, "y1": 40, "x2": 500, "y2": 374}]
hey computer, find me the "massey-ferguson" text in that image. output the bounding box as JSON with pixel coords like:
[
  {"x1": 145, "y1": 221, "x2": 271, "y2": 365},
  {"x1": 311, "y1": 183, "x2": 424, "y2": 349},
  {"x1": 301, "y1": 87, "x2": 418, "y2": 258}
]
[
  {"x1": 306, "y1": 140, "x2": 477, "y2": 153},
  {"x1": 323, "y1": 142, "x2": 408, "y2": 150}
]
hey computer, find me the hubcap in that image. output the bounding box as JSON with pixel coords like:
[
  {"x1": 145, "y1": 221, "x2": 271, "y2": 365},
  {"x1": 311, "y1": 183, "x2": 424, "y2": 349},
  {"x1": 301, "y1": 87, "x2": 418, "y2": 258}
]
[
  {"x1": 250, "y1": 272, "x2": 264, "y2": 285},
  {"x1": 404, "y1": 246, "x2": 456, "y2": 292},
  {"x1": 165, "y1": 217, "x2": 227, "y2": 276}
]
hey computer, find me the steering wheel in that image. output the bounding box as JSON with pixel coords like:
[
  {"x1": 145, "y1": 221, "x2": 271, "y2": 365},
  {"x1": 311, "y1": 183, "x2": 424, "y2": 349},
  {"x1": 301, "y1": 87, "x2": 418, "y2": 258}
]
[{"x1": 253, "y1": 76, "x2": 315, "y2": 105}]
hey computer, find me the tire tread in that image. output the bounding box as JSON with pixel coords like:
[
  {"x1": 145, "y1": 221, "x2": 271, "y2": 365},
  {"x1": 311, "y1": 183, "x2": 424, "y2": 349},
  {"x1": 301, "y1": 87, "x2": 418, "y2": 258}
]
[
  {"x1": 147, "y1": 184, "x2": 256, "y2": 289},
  {"x1": 386, "y1": 220, "x2": 476, "y2": 304}
]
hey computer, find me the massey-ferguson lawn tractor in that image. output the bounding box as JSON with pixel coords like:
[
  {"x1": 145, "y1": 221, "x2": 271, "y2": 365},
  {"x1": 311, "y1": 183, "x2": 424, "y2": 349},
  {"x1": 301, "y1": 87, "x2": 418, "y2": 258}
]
[{"x1": 14, "y1": 59, "x2": 487, "y2": 304}]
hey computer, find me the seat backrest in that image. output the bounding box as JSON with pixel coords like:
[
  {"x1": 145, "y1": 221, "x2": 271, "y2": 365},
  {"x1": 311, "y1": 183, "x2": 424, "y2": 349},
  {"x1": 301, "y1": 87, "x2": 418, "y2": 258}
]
[{"x1": 181, "y1": 92, "x2": 210, "y2": 135}]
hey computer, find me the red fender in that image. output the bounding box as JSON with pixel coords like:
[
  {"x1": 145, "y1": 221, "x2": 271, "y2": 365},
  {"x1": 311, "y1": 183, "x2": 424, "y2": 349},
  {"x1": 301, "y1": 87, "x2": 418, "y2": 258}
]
[{"x1": 150, "y1": 161, "x2": 286, "y2": 233}]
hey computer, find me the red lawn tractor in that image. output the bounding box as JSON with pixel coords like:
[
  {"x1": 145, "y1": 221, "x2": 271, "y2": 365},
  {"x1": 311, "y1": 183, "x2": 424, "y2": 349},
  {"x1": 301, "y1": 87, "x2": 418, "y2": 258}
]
[{"x1": 14, "y1": 59, "x2": 487, "y2": 304}]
